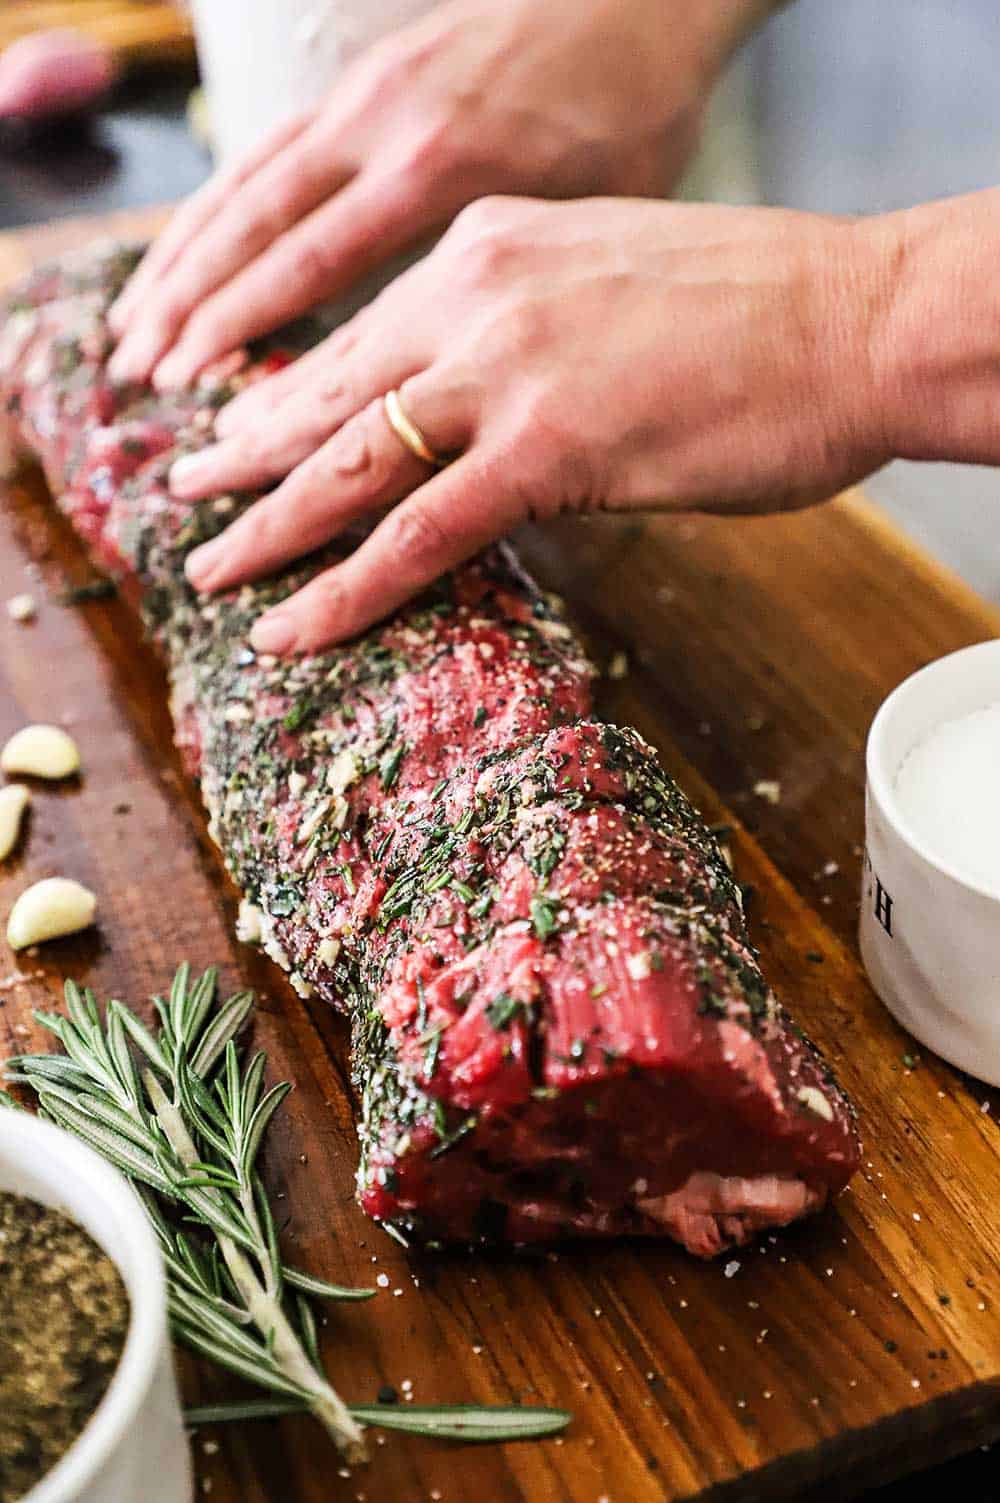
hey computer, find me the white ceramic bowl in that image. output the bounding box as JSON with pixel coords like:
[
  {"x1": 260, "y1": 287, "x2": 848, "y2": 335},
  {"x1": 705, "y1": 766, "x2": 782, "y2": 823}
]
[
  {"x1": 189, "y1": 0, "x2": 438, "y2": 163},
  {"x1": 1, "y1": 1111, "x2": 192, "y2": 1503},
  {"x1": 860, "y1": 638, "x2": 1000, "y2": 1083}
]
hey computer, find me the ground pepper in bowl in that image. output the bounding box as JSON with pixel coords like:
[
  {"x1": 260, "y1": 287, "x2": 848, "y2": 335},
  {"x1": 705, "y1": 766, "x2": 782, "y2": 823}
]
[{"x1": 0, "y1": 1190, "x2": 130, "y2": 1502}]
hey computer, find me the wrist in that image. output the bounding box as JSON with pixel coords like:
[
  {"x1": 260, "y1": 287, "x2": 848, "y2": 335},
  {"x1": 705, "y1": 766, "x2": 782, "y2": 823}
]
[{"x1": 858, "y1": 190, "x2": 1000, "y2": 466}]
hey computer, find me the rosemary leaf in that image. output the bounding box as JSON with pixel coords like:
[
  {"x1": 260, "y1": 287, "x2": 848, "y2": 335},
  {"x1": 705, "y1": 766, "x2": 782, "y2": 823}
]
[
  {"x1": 190, "y1": 990, "x2": 254, "y2": 1077},
  {"x1": 173, "y1": 1320, "x2": 313, "y2": 1400},
  {"x1": 347, "y1": 1406, "x2": 573, "y2": 1442},
  {"x1": 282, "y1": 1266, "x2": 377, "y2": 1302},
  {"x1": 183, "y1": 1401, "x2": 573, "y2": 1444},
  {"x1": 185, "y1": 1399, "x2": 307, "y2": 1427},
  {"x1": 240, "y1": 1081, "x2": 291, "y2": 1181}
]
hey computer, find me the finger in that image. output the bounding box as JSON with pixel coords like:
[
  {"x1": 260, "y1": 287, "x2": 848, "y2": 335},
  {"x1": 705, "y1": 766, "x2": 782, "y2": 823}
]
[
  {"x1": 214, "y1": 248, "x2": 428, "y2": 436},
  {"x1": 170, "y1": 327, "x2": 423, "y2": 499},
  {"x1": 186, "y1": 377, "x2": 469, "y2": 594},
  {"x1": 151, "y1": 165, "x2": 430, "y2": 391},
  {"x1": 108, "y1": 111, "x2": 314, "y2": 336},
  {"x1": 250, "y1": 445, "x2": 519, "y2": 654},
  {"x1": 109, "y1": 126, "x2": 351, "y2": 385},
  {"x1": 213, "y1": 319, "x2": 366, "y2": 439}
]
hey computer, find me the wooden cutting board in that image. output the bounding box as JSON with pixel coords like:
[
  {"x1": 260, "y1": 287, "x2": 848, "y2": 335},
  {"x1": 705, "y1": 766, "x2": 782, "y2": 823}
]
[
  {"x1": 1, "y1": 207, "x2": 999, "y2": 1503},
  {"x1": 0, "y1": 1, "x2": 194, "y2": 67}
]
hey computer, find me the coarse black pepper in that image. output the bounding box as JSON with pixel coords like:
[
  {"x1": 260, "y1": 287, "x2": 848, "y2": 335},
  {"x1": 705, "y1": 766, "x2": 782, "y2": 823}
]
[{"x1": 0, "y1": 1192, "x2": 129, "y2": 1503}]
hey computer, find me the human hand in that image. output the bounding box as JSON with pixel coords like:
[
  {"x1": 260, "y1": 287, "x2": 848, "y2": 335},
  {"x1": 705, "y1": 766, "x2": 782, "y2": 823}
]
[
  {"x1": 106, "y1": 0, "x2": 767, "y2": 388},
  {"x1": 174, "y1": 195, "x2": 891, "y2": 654}
]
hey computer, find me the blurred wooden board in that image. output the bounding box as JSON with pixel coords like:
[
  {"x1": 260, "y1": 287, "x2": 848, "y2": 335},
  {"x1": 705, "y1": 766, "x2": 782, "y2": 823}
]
[
  {"x1": 1, "y1": 206, "x2": 999, "y2": 1503},
  {"x1": 0, "y1": 1, "x2": 194, "y2": 67}
]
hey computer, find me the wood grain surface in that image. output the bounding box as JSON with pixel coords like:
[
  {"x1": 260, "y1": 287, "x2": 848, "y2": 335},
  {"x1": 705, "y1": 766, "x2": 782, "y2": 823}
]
[
  {"x1": 1, "y1": 209, "x2": 999, "y2": 1503},
  {"x1": 0, "y1": 1, "x2": 194, "y2": 67}
]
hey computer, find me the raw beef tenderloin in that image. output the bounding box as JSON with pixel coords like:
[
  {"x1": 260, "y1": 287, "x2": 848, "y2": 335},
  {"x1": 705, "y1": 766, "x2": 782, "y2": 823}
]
[{"x1": 0, "y1": 243, "x2": 861, "y2": 1254}]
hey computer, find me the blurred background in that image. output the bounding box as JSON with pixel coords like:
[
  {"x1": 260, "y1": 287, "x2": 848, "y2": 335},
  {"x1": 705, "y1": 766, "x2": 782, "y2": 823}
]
[
  {"x1": 1, "y1": 0, "x2": 998, "y2": 608},
  {"x1": 0, "y1": 0, "x2": 997, "y2": 596}
]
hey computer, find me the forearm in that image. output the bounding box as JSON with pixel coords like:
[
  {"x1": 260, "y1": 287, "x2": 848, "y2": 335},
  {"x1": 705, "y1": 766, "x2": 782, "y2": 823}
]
[
  {"x1": 657, "y1": 0, "x2": 798, "y2": 92},
  {"x1": 861, "y1": 188, "x2": 1000, "y2": 466}
]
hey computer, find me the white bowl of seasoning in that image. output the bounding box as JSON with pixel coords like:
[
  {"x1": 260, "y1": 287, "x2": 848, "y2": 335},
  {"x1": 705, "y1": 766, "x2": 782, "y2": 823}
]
[
  {"x1": 861, "y1": 638, "x2": 1000, "y2": 1083},
  {"x1": 1, "y1": 1111, "x2": 192, "y2": 1503}
]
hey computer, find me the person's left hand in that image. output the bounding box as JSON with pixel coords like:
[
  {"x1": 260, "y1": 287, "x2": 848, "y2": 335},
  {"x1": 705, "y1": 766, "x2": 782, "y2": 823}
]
[{"x1": 174, "y1": 195, "x2": 893, "y2": 655}]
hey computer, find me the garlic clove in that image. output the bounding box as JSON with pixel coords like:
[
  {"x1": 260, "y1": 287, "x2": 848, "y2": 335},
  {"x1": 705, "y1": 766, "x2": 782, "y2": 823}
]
[
  {"x1": 0, "y1": 784, "x2": 30, "y2": 861},
  {"x1": 1, "y1": 724, "x2": 81, "y2": 779},
  {"x1": 7, "y1": 877, "x2": 97, "y2": 950}
]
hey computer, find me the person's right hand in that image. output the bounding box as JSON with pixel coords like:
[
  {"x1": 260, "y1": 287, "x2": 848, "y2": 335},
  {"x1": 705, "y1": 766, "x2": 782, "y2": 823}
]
[{"x1": 107, "y1": 0, "x2": 770, "y2": 390}]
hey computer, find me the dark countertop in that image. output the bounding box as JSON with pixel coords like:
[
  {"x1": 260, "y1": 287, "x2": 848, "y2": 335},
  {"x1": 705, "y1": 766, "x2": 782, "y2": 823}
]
[
  {"x1": 0, "y1": 63, "x2": 996, "y2": 1503},
  {"x1": 0, "y1": 69, "x2": 206, "y2": 228}
]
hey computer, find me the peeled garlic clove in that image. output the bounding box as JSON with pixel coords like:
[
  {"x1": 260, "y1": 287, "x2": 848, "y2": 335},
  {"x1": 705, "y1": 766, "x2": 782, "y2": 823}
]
[
  {"x1": 0, "y1": 785, "x2": 30, "y2": 861},
  {"x1": 7, "y1": 877, "x2": 96, "y2": 950},
  {"x1": 1, "y1": 724, "x2": 80, "y2": 779}
]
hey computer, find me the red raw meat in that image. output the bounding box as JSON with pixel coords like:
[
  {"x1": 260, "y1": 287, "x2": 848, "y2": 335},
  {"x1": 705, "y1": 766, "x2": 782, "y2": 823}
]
[{"x1": 0, "y1": 243, "x2": 861, "y2": 1255}]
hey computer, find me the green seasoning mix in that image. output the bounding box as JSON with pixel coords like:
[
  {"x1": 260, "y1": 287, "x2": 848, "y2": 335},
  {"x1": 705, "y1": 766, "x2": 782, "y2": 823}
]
[{"x1": 0, "y1": 1192, "x2": 129, "y2": 1502}]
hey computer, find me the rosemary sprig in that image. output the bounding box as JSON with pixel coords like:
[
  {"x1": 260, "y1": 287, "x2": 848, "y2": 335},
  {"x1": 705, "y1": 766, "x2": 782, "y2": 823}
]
[
  {"x1": 185, "y1": 1399, "x2": 572, "y2": 1441},
  {"x1": 2, "y1": 968, "x2": 571, "y2": 1459},
  {"x1": 4, "y1": 967, "x2": 365, "y2": 1462}
]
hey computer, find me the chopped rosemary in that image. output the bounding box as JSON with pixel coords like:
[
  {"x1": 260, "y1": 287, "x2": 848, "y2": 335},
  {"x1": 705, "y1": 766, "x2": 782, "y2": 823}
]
[
  {"x1": 379, "y1": 743, "x2": 405, "y2": 792},
  {"x1": 530, "y1": 894, "x2": 558, "y2": 941},
  {"x1": 486, "y1": 993, "x2": 521, "y2": 1031}
]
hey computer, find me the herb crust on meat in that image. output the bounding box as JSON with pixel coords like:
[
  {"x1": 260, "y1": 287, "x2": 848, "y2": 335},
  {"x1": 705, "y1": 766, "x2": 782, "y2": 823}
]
[{"x1": 0, "y1": 244, "x2": 861, "y2": 1254}]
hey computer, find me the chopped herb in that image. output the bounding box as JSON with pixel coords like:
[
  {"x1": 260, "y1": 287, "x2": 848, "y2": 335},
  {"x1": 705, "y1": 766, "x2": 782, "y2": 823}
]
[
  {"x1": 424, "y1": 1027, "x2": 444, "y2": 1080},
  {"x1": 486, "y1": 993, "x2": 521, "y2": 1031},
  {"x1": 430, "y1": 1115, "x2": 477, "y2": 1158},
  {"x1": 282, "y1": 699, "x2": 315, "y2": 732},
  {"x1": 530, "y1": 895, "x2": 558, "y2": 941},
  {"x1": 473, "y1": 705, "x2": 487, "y2": 727},
  {"x1": 380, "y1": 743, "x2": 405, "y2": 792},
  {"x1": 268, "y1": 879, "x2": 303, "y2": 917}
]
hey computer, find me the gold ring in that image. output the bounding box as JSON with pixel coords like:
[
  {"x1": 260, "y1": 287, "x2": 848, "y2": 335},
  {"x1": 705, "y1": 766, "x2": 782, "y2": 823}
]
[{"x1": 383, "y1": 388, "x2": 443, "y2": 468}]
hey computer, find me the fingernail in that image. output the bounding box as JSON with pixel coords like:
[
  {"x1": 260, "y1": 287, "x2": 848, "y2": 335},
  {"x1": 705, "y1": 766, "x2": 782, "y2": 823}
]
[
  {"x1": 185, "y1": 538, "x2": 223, "y2": 587},
  {"x1": 107, "y1": 347, "x2": 136, "y2": 386},
  {"x1": 250, "y1": 612, "x2": 296, "y2": 655},
  {"x1": 170, "y1": 450, "x2": 214, "y2": 497},
  {"x1": 214, "y1": 399, "x2": 248, "y2": 438},
  {"x1": 152, "y1": 351, "x2": 187, "y2": 391},
  {"x1": 151, "y1": 362, "x2": 175, "y2": 392},
  {"x1": 107, "y1": 300, "x2": 126, "y2": 336}
]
